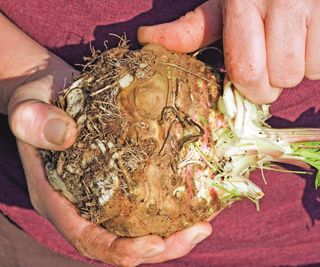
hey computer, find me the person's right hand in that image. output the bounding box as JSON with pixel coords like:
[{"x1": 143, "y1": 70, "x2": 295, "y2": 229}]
[{"x1": 138, "y1": 0, "x2": 320, "y2": 105}]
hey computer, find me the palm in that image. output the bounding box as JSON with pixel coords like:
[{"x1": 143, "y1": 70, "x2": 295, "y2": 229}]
[{"x1": 17, "y1": 123, "x2": 212, "y2": 266}]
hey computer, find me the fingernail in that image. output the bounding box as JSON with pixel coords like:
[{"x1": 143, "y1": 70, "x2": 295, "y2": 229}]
[
  {"x1": 43, "y1": 118, "x2": 68, "y2": 146},
  {"x1": 191, "y1": 233, "x2": 209, "y2": 246}
]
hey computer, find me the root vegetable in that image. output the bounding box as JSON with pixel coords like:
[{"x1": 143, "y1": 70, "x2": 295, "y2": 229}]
[{"x1": 42, "y1": 41, "x2": 320, "y2": 237}]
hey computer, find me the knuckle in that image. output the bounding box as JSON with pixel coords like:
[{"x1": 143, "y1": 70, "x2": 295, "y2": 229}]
[
  {"x1": 73, "y1": 225, "x2": 140, "y2": 266},
  {"x1": 269, "y1": 0, "x2": 306, "y2": 14},
  {"x1": 239, "y1": 84, "x2": 282, "y2": 105},
  {"x1": 227, "y1": 61, "x2": 264, "y2": 87},
  {"x1": 9, "y1": 100, "x2": 36, "y2": 137},
  {"x1": 73, "y1": 238, "x2": 92, "y2": 259},
  {"x1": 305, "y1": 74, "x2": 320, "y2": 81},
  {"x1": 111, "y1": 256, "x2": 139, "y2": 267},
  {"x1": 8, "y1": 102, "x2": 23, "y2": 133},
  {"x1": 305, "y1": 71, "x2": 320, "y2": 81},
  {"x1": 261, "y1": 89, "x2": 281, "y2": 104},
  {"x1": 270, "y1": 72, "x2": 304, "y2": 88},
  {"x1": 73, "y1": 225, "x2": 98, "y2": 258}
]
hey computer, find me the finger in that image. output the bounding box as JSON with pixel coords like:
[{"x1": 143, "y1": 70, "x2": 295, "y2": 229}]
[
  {"x1": 223, "y1": 0, "x2": 282, "y2": 104},
  {"x1": 8, "y1": 76, "x2": 77, "y2": 150},
  {"x1": 138, "y1": 0, "x2": 222, "y2": 53},
  {"x1": 18, "y1": 142, "x2": 165, "y2": 267},
  {"x1": 305, "y1": 2, "x2": 320, "y2": 80},
  {"x1": 20, "y1": 142, "x2": 117, "y2": 262},
  {"x1": 145, "y1": 222, "x2": 212, "y2": 264},
  {"x1": 265, "y1": 0, "x2": 306, "y2": 88},
  {"x1": 17, "y1": 141, "x2": 104, "y2": 237},
  {"x1": 108, "y1": 235, "x2": 165, "y2": 266},
  {"x1": 75, "y1": 226, "x2": 165, "y2": 267},
  {"x1": 18, "y1": 142, "x2": 118, "y2": 263}
]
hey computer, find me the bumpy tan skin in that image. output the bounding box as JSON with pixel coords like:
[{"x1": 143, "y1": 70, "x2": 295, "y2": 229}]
[
  {"x1": 46, "y1": 44, "x2": 223, "y2": 237},
  {"x1": 101, "y1": 45, "x2": 221, "y2": 237}
]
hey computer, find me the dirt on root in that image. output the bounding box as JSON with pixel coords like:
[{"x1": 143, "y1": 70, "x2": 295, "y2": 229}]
[{"x1": 42, "y1": 39, "x2": 224, "y2": 237}]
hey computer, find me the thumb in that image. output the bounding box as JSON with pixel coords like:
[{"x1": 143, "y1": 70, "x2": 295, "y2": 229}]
[
  {"x1": 138, "y1": 0, "x2": 222, "y2": 53},
  {"x1": 8, "y1": 75, "x2": 77, "y2": 150}
]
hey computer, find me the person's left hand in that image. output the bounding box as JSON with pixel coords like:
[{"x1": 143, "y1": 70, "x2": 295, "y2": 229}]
[
  {"x1": 0, "y1": 13, "x2": 212, "y2": 265},
  {"x1": 6, "y1": 63, "x2": 212, "y2": 266},
  {"x1": 18, "y1": 141, "x2": 212, "y2": 266}
]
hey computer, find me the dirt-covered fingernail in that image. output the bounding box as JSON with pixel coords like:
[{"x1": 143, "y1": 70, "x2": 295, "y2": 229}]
[
  {"x1": 191, "y1": 233, "x2": 209, "y2": 245},
  {"x1": 43, "y1": 118, "x2": 68, "y2": 146}
]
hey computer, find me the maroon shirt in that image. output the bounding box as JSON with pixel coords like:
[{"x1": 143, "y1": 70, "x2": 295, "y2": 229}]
[{"x1": 1, "y1": 1, "x2": 320, "y2": 266}]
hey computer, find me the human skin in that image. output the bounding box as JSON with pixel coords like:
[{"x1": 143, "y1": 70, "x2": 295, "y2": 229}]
[
  {"x1": 4, "y1": 0, "x2": 319, "y2": 265},
  {"x1": 138, "y1": 0, "x2": 320, "y2": 105},
  {"x1": 0, "y1": 13, "x2": 212, "y2": 266}
]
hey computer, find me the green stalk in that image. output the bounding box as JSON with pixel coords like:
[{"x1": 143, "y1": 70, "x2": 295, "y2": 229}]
[{"x1": 290, "y1": 142, "x2": 320, "y2": 188}]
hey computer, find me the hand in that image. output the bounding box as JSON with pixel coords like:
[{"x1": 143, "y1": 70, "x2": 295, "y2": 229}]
[
  {"x1": 0, "y1": 14, "x2": 212, "y2": 266},
  {"x1": 8, "y1": 58, "x2": 212, "y2": 267},
  {"x1": 138, "y1": 0, "x2": 320, "y2": 104},
  {"x1": 17, "y1": 142, "x2": 212, "y2": 266}
]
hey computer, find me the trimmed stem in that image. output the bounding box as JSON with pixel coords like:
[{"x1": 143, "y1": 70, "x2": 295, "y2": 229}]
[{"x1": 263, "y1": 127, "x2": 320, "y2": 143}]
